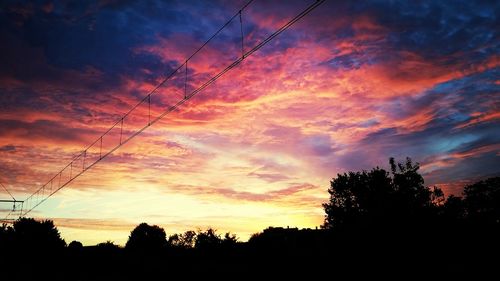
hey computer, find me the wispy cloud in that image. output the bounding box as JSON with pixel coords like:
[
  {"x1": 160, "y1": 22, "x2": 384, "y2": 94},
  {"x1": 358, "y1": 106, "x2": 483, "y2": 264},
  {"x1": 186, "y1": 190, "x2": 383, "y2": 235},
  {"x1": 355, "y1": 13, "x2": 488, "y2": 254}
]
[{"x1": 0, "y1": 0, "x2": 498, "y2": 244}]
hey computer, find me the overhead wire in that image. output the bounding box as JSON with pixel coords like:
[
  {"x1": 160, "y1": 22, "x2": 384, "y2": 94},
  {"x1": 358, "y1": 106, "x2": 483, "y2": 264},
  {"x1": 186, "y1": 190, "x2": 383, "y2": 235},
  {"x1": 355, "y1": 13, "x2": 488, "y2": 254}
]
[
  {"x1": 0, "y1": 178, "x2": 20, "y2": 221},
  {"x1": 0, "y1": 181, "x2": 15, "y2": 201},
  {"x1": 20, "y1": 0, "x2": 326, "y2": 217}
]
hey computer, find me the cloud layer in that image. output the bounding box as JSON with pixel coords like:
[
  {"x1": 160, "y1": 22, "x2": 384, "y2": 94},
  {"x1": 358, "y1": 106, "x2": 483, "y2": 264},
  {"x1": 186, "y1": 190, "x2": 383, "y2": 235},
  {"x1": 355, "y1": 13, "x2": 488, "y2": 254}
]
[{"x1": 0, "y1": 0, "x2": 499, "y2": 244}]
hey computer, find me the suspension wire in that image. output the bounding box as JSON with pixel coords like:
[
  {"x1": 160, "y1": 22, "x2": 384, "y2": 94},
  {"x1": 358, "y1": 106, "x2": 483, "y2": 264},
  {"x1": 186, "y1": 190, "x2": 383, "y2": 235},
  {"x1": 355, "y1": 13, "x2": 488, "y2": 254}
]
[
  {"x1": 20, "y1": 0, "x2": 326, "y2": 217},
  {"x1": 184, "y1": 60, "x2": 188, "y2": 99},
  {"x1": 0, "y1": 178, "x2": 19, "y2": 222},
  {"x1": 0, "y1": 180, "x2": 15, "y2": 201},
  {"x1": 239, "y1": 10, "x2": 244, "y2": 59},
  {"x1": 0, "y1": 176, "x2": 23, "y2": 221},
  {"x1": 2, "y1": 208, "x2": 14, "y2": 222}
]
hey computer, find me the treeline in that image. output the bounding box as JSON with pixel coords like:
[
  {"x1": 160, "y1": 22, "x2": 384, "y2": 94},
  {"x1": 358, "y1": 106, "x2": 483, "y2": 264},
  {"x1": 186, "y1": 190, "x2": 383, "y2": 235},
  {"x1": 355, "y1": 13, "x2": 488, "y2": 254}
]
[
  {"x1": 0, "y1": 158, "x2": 499, "y2": 279},
  {"x1": 0, "y1": 219, "x2": 239, "y2": 253},
  {"x1": 323, "y1": 157, "x2": 500, "y2": 228}
]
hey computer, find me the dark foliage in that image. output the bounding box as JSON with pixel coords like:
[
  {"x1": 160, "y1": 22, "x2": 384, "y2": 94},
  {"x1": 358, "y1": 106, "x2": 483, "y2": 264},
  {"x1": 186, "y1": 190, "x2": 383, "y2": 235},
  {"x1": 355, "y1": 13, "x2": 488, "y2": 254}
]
[
  {"x1": 194, "y1": 228, "x2": 221, "y2": 250},
  {"x1": 125, "y1": 223, "x2": 167, "y2": 252},
  {"x1": 463, "y1": 177, "x2": 500, "y2": 224},
  {"x1": 441, "y1": 195, "x2": 466, "y2": 221},
  {"x1": 68, "y1": 240, "x2": 83, "y2": 250},
  {"x1": 0, "y1": 159, "x2": 499, "y2": 279},
  {"x1": 11, "y1": 218, "x2": 66, "y2": 250},
  {"x1": 322, "y1": 157, "x2": 443, "y2": 229},
  {"x1": 191, "y1": 228, "x2": 239, "y2": 251},
  {"x1": 168, "y1": 230, "x2": 196, "y2": 249}
]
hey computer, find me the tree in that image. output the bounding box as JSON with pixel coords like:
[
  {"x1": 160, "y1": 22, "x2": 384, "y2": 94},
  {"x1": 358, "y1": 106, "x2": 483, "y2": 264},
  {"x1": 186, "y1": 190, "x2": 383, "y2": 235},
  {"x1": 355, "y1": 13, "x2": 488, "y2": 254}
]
[
  {"x1": 441, "y1": 195, "x2": 465, "y2": 221},
  {"x1": 322, "y1": 168, "x2": 391, "y2": 228},
  {"x1": 97, "y1": 240, "x2": 122, "y2": 252},
  {"x1": 222, "y1": 232, "x2": 238, "y2": 246},
  {"x1": 12, "y1": 218, "x2": 66, "y2": 250},
  {"x1": 430, "y1": 186, "x2": 445, "y2": 206},
  {"x1": 463, "y1": 177, "x2": 500, "y2": 224},
  {"x1": 323, "y1": 157, "x2": 442, "y2": 229},
  {"x1": 195, "y1": 228, "x2": 222, "y2": 250},
  {"x1": 168, "y1": 230, "x2": 196, "y2": 249},
  {"x1": 390, "y1": 157, "x2": 435, "y2": 213},
  {"x1": 125, "y1": 223, "x2": 167, "y2": 252},
  {"x1": 0, "y1": 223, "x2": 14, "y2": 251},
  {"x1": 68, "y1": 240, "x2": 83, "y2": 250}
]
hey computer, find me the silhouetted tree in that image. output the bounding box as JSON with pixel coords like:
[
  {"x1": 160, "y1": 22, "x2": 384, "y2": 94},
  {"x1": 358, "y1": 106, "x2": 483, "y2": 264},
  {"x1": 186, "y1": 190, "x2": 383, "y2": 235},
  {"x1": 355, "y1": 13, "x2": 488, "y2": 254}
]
[
  {"x1": 0, "y1": 223, "x2": 11, "y2": 238},
  {"x1": 223, "y1": 232, "x2": 238, "y2": 244},
  {"x1": 195, "y1": 228, "x2": 222, "y2": 250},
  {"x1": 94, "y1": 240, "x2": 122, "y2": 263},
  {"x1": 97, "y1": 240, "x2": 121, "y2": 250},
  {"x1": 322, "y1": 167, "x2": 392, "y2": 228},
  {"x1": 168, "y1": 230, "x2": 196, "y2": 249},
  {"x1": 0, "y1": 223, "x2": 14, "y2": 251},
  {"x1": 441, "y1": 195, "x2": 466, "y2": 221},
  {"x1": 12, "y1": 218, "x2": 66, "y2": 250},
  {"x1": 168, "y1": 233, "x2": 181, "y2": 247},
  {"x1": 323, "y1": 157, "x2": 442, "y2": 229},
  {"x1": 126, "y1": 223, "x2": 167, "y2": 252},
  {"x1": 67, "y1": 240, "x2": 84, "y2": 260},
  {"x1": 390, "y1": 157, "x2": 438, "y2": 213},
  {"x1": 221, "y1": 232, "x2": 238, "y2": 251},
  {"x1": 431, "y1": 186, "x2": 445, "y2": 206},
  {"x1": 68, "y1": 240, "x2": 83, "y2": 250},
  {"x1": 249, "y1": 227, "x2": 299, "y2": 250},
  {"x1": 463, "y1": 177, "x2": 500, "y2": 224}
]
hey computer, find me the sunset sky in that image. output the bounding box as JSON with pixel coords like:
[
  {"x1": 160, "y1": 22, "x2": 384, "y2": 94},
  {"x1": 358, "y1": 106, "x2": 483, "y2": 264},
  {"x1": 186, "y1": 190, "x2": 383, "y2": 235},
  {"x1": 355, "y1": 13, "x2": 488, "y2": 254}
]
[{"x1": 0, "y1": 0, "x2": 499, "y2": 245}]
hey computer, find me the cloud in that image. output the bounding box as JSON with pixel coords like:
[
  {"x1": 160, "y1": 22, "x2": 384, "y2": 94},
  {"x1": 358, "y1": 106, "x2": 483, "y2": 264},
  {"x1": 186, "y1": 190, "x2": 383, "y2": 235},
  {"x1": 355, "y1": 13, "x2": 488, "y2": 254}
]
[
  {"x1": 0, "y1": 145, "x2": 16, "y2": 152},
  {"x1": 0, "y1": 119, "x2": 97, "y2": 146},
  {"x1": 247, "y1": 171, "x2": 291, "y2": 183},
  {"x1": 52, "y1": 217, "x2": 136, "y2": 231},
  {"x1": 165, "y1": 182, "x2": 320, "y2": 206},
  {"x1": 0, "y1": 0, "x2": 498, "y2": 244}
]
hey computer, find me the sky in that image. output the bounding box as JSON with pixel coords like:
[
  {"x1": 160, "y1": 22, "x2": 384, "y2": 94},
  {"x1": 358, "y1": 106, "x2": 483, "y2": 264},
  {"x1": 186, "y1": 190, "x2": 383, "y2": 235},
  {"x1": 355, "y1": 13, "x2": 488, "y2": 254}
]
[{"x1": 0, "y1": 0, "x2": 499, "y2": 245}]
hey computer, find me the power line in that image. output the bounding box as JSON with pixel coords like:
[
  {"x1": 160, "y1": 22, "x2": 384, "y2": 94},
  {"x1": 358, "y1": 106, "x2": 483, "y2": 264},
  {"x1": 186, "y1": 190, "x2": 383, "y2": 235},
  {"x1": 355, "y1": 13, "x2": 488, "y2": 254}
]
[
  {"x1": 0, "y1": 180, "x2": 15, "y2": 201},
  {"x1": 20, "y1": 0, "x2": 326, "y2": 217}
]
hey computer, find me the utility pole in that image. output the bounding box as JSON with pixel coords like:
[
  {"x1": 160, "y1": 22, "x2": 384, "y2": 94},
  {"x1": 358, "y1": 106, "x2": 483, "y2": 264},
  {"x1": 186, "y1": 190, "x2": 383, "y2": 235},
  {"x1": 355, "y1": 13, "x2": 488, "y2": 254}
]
[{"x1": 0, "y1": 199, "x2": 24, "y2": 223}]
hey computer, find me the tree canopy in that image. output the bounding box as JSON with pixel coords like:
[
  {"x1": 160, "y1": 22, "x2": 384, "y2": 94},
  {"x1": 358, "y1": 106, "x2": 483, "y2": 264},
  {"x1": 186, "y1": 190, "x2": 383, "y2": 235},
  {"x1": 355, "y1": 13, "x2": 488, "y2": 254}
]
[
  {"x1": 463, "y1": 177, "x2": 500, "y2": 224},
  {"x1": 14, "y1": 218, "x2": 66, "y2": 249},
  {"x1": 322, "y1": 157, "x2": 443, "y2": 229},
  {"x1": 125, "y1": 223, "x2": 167, "y2": 252},
  {"x1": 1, "y1": 158, "x2": 499, "y2": 278}
]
